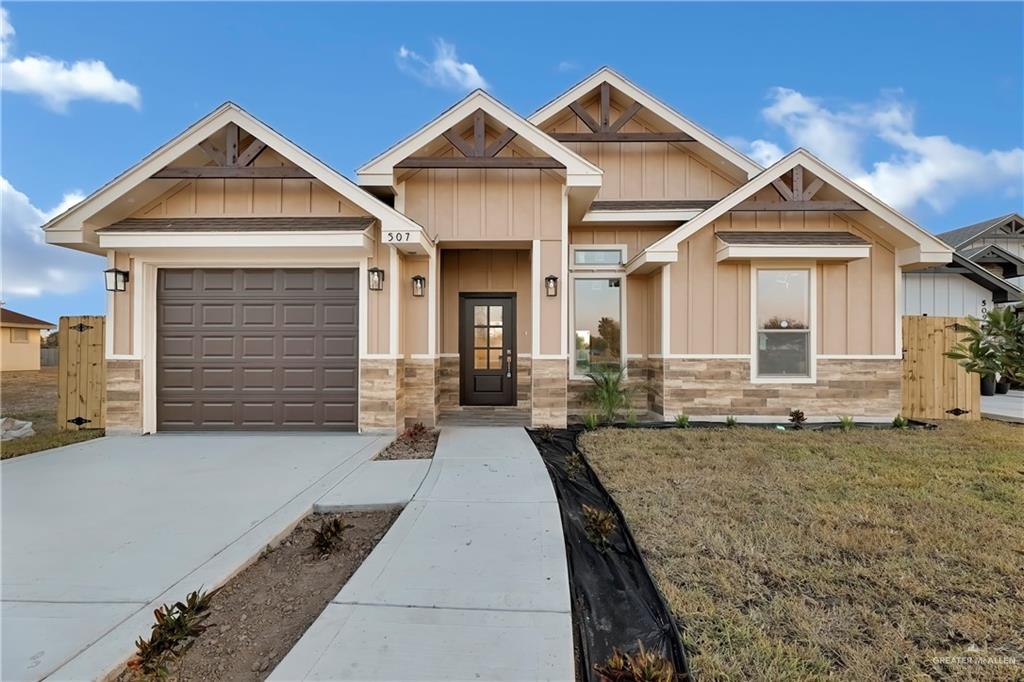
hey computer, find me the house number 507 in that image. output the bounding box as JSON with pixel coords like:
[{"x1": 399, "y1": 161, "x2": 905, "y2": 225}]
[{"x1": 385, "y1": 231, "x2": 412, "y2": 243}]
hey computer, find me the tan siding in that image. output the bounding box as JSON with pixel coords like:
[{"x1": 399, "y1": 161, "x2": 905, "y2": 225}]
[
  {"x1": 400, "y1": 255, "x2": 430, "y2": 356},
  {"x1": 569, "y1": 226, "x2": 673, "y2": 261},
  {"x1": 113, "y1": 251, "x2": 133, "y2": 355},
  {"x1": 366, "y1": 226, "x2": 391, "y2": 355},
  {"x1": 440, "y1": 249, "x2": 532, "y2": 354},
  {"x1": 539, "y1": 241, "x2": 562, "y2": 355},
  {"x1": 648, "y1": 268, "x2": 662, "y2": 355}
]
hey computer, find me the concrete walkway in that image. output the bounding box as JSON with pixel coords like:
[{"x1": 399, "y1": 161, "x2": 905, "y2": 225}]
[
  {"x1": 982, "y1": 390, "x2": 1024, "y2": 423},
  {"x1": 271, "y1": 427, "x2": 574, "y2": 681},
  {"x1": 1, "y1": 433, "x2": 388, "y2": 682}
]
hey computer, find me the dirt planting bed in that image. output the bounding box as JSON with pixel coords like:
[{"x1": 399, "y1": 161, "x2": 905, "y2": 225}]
[
  {"x1": 119, "y1": 510, "x2": 399, "y2": 681},
  {"x1": 374, "y1": 424, "x2": 439, "y2": 460}
]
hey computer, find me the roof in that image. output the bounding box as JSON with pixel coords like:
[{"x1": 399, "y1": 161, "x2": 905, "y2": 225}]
[
  {"x1": 945, "y1": 253, "x2": 1023, "y2": 303},
  {"x1": 590, "y1": 200, "x2": 718, "y2": 211},
  {"x1": 715, "y1": 231, "x2": 869, "y2": 246},
  {"x1": 935, "y1": 213, "x2": 1023, "y2": 248},
  {"x1": 43, "y1": 102, "x2": 427, "y2": 255},
  {"x1": 1, "y1": 309, "x2": 55, "y2": 329},
  {"x1": 960, "y1": 243, "x2": 1024, "y2": 277},
  {"x1": 97, "y1": 217, "x2": 375, "y2": 233},
  {"x1": 528, "y1": 66, "x2": 761, "y2": 178}
]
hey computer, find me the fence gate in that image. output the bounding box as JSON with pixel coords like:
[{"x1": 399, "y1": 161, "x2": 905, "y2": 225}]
[
  {"x1": 901, "y1": 315, "x2": 980, "y2": 421},
  {"x1": 57, "y1": 315, "x2": 106, "y2": 430}
]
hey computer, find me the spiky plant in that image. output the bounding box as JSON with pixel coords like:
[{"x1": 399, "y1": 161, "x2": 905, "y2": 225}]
[
  {"x1": 892, "y1": 414, "x2": 909, "y2": 429},
  {"x1": 129, "y1": 588, "x2": 215, "y2": 676},
  {"x1": 582, "y1": 504, "x2": 617, "y2": 549},
  {"x1": 838, "y1": 416, "x2": 855, "y2": 432},
  {"x1": 594, "y1": 641, "x2": 678, "y2": 682},
  {"x1": 788, "y1": 409, "x2": 807, "y2": 429},
  {"x1": 311, "y1": 517, "x2": 353, "y2": 555},
  {"x1": 565, "y1": 451, "x2": 585, "y2": 478},
  {"x1": 725, "y1": 415, "x2": 738, "y2": 428},
  {"x1": 538, "y1": 425, "x2": 556, "y2": 443},
  {"x1": 674, "y1": 414, "x2": 690, "y2": 428},
  {"x1": 625, "y1": 410, "x2": 638, "y2": 426},
  {"x1": 585, "y1": 366, "x2": 632, "y2": 424},
  {"x1": 583, "y1": 413, "x2": 600, "y2": 431}
]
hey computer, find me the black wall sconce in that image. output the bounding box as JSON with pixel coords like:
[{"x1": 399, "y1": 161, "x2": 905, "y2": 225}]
[
  {"x1": 367, "y1": 267, "x2": 385, "y2": 291},
  {"x1": 544, "y1": 275, "x2": 559, "y2": 297},
  {"x1": 411, "y1": 275, "x2": 426, "y2": 297},
  {"x1": 104, "y1": 268, "x2": 130, "y2": 292}
]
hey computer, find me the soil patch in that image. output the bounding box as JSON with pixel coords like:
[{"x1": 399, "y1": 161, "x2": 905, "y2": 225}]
[
  {"x1": 1, "y1": 368, "x2": 103, "y2": 458},
  {"x1": 374, "y1": 427, "x2": 439, "y2": 460},
  {"x1": 119, "y1": 509, "x2": 399, "y2": 681}
]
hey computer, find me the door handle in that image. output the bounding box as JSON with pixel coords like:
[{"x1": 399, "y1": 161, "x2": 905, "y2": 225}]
[{"x1": 505, "y1": 348, "x2": 512, "y2": 378}]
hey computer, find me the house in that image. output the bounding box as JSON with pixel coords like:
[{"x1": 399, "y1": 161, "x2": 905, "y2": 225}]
[
  {"x1": 903, "y1": 213, "x2": 1023, "y2": 317},
  {"x1": 43, "y1": 67, "x2": 954, "y2": 433},
  {"x1": 1, "y1": 309, "x2": 55, "y2": 372}
]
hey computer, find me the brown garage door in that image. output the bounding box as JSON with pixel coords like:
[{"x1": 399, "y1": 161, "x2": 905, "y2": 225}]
[{"x1": 157, "y1": 268, "x2": 358, "y2": 431}]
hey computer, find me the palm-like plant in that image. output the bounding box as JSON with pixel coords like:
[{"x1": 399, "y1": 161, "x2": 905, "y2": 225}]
[
  {"x1": 585, "y1": 366, "x2": 632, "y2": 424},
  {"x1": 946, "y1": 308, "x2": 1024, "y2": 383}
]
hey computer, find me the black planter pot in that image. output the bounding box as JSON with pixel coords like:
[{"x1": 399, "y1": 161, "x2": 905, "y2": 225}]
[
  {"x1": 980, "y1": 374, "x2": 996, "y2": 396},
  {"x1": 995, "y1": 378, "x2": 1010, "y2": 394}
]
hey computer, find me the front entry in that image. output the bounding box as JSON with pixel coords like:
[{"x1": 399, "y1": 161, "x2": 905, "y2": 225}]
[{"x1": 459, "y1": 293, "x2": 516, "y2": 406}]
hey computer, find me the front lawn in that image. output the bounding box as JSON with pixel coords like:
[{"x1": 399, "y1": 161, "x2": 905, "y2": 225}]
[
  {"x1": 1, "y1": 368, "x2": 103, "y2": 459},
  {"x1": 580, "y1": 421, "x2": 1024, "y2": 681}
]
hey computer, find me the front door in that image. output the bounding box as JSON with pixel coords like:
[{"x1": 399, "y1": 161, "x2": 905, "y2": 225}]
[{"x1": 459, "y1": 294, "x2": 516, "y2": 406}]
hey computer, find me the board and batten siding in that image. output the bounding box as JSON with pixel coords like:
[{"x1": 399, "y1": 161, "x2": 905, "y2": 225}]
[{"x1": 903, "y1": 272, "x2": 990, "y2": 317}]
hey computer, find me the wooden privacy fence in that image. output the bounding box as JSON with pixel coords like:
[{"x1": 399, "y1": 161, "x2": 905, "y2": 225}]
[
  {"x1": 901, "y1": 315, "x2": 980, "y2": 421},
  {"x1": 57, "y1": 315, "x2": 106, "y2": 431}
]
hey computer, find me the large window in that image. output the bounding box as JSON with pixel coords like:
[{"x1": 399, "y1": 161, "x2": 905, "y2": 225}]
[
  {"x1": 573, "y1": 277, "x2": 622, "y2": 376},
  {"x1": 755, "y1": 269, "x2": 811, "y2": 379}
]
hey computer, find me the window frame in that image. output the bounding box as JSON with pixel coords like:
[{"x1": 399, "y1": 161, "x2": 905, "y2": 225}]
[
  {"x1": 9, "y1": 327, "x2": 30, "y2": 344},
  {"x1": 569, "y1": 272, "x2": 628, "y2": 381},
  {"x1": 570, "y1": 244, "x2": 628, "y2": 271},
  {"x1": 750, "y1": 262, "x2": 817, "y2": 384}
]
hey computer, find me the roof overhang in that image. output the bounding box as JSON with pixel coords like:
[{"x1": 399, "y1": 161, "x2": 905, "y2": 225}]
[
  {"x1": 582, "y1": 209, "x2": 700, "y2": 225},
  {"x1": 97, "y1": 230, "x2": 374, "y2": 253},
  {"x1": 716, "y1": 243, "x2": 871, "y2": 263},
  {"x1": 942, "y1": 253, "x2": 1023, "y2": 303},
  {"x1": 962, "y1": 243, "x2": 1024, "y2": 279}
]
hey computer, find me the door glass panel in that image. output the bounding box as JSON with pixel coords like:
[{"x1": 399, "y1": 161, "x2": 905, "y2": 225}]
[
  {"x1": 474, "y1": 327, "x2": 487, "y2": 347},
  {"x1": 489, "y1": 349, "x2": 503, "y2": 369},
  {"x1": 474, "y1": 349, "x2": 487, "y2": 369},
  {"x1": 488, "y1": 327, "x2": 503, "y2": 347},
  {"x1": 489, "y1": 306, "x2": 502, "y2": 325},
  {"x1": 474, "y1": 305, "x2": 488, "y2": 326}
]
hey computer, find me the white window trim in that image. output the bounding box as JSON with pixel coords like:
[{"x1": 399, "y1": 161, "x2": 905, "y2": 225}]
[
  {"x1": 750, "y1": 262, "x2": 817, "y2": 384},
  {"x1": 569, "y1": 271, "x2": 628, "y2": 381},
  {"x1": 570, "y1": 244, "x2": 628, "y2": 271}
]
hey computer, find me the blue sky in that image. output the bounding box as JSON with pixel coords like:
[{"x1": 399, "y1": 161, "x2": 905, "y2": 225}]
[{"x1": 2, "y1": 2, "x2": 1022, "y2": 323}]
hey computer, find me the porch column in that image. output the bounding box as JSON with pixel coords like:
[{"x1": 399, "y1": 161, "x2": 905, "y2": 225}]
[
  {"x1": 397, "y1": 248, "x2": 437, "y2": 428},
  {"x1": 531, "y1": 239, "x2": 568, "y2": 427}
]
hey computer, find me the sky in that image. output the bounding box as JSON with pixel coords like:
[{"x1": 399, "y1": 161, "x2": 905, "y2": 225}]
[{"x1": 2, "y1": 2, "x2": 1022, "y2": 324}]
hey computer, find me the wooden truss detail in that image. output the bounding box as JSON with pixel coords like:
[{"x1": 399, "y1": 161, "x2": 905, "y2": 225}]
[
  {"x1": 733, "y1": 165, "x2": 863, "y2": 212},
  {"x1": 551, "y1": 82, "x2": 696, "y2": 143},
  {"x1": 154, "y1": 123, "x2": 312, "y2": 179},
  {"x1": 396, "y1": 109, "x2": 563, "y2": 169}
]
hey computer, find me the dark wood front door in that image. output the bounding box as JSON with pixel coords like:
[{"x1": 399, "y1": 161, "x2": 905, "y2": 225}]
[{"x1": 459, "y1": 294, "x2": 516, "y2": 406}]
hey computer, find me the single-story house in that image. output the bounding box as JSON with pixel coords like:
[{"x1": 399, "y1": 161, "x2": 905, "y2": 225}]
[
  {"x1": 43, "y1": 67, "x2": 954, "y2": 433},
  {"x1": 1, "y1": 309, "x2": 55, "y2": 372},
  {"x1": 903, "y1": 214, "x2": 1023, "y2": 317}
]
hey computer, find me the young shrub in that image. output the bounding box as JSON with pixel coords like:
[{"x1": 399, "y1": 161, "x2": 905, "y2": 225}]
[
  {"x1": 625, "y1": 410, "x2": 638, "y2": 426},
  {"x1": 538, "y1": 425, "x2": 556, "y2": 443},
  {"x1": 400, "y1": 422, "x2": 428, "y2": 441},
  {"x1": 582, "y1": 504, "x2": 617, "y2": 549},
  {"x1": 594, "y1": 641, "x2": 677, "y2": 682},
  {"x1": 788, "y1": 409, "x2": 807, "y2": 429},
  {"x1": 565, "y1": 451, "x2": 585, "y2": 478},
  {"x1": 129, "y1": 588, "x2": 215, "y2": 677},
  {"x1": 892, "y1": 414, "x2": 909, "y2": 429},
  {"x1": 585, "y1": 366, "x2": 632, "y2": 424},
  {"x1": 583, "y1": 413, "x2": 600, "y2": 431},
  {"x1": 311, "y1": 516, "x2": 353, "y2": 555},
  {"x1": 674, "y1": 414, "x2": 690, "y2": 428},
  {"x1": 838, "y1": 415, "x2": 855, "y2": 432},
  {"x1": 725, "y1": 415, "x2": 738, "y2": 428}
]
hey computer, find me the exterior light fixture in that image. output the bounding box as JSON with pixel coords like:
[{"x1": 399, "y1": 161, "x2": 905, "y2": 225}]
[
  {"x1": 544, "y1": 275, "x2": 559, "y2": 297},
  {"x1": 411, "y1": 275, "x2": 426, "y2": 297},
  {"x1": 104, "y1": 268, "x2": 129, "y2": 292},
  {"x1": 367, "y1": 267, "x2": 384, "y2": 291}
]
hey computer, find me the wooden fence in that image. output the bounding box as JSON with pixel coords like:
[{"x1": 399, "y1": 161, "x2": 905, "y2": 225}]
[
  {"x1": 901, "y1": 315, "x2": 980, "y2": 421},
  {"x1": 57, "y1": 315, "x2": 106, "y2": 431}
]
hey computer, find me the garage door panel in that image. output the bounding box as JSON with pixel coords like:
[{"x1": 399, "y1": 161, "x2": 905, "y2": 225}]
[{"x1": 158, "y1": 268, "x2": 359, "y2": 431}]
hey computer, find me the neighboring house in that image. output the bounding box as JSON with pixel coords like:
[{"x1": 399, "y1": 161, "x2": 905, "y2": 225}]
[
  {"x1": 43, "y1": 67, "x2": 953, "y2": 433},
  {"x1": 1, "y1": 309, "x2": 55, "y2": 372},
  {"x1": 904, "y1": 214, "x2": 1023, "y2": 317}
]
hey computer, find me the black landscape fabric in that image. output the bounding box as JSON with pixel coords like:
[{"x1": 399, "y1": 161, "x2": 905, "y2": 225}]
[{"x1": 527, "y1": 427, "x2": 691, "y2": 682}]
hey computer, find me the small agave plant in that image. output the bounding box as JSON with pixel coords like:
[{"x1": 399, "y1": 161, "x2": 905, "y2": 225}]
[
  {"x1": 583, "y1": 413, "x2": 600, "y2": 431},
  {"x1": 594, "y1": 641, "x2": 678, "y2": 682},
  {"x1": 674, "y1": 414, "x2": 690, "y2": 428},
  {"x1": 725, "y1": 415, "x2": 738, "y2": 428},
  {"x1": 892, "y1": 415, "x2": 909, "y2": 429},
  {"x1": 582, "y1": 504, "x2": 617, "y2": 549},
  {"x1": 838, "y1": 416, "x2": 855, "y2": 432},
  {"x1": 311, "y1": 517, "x2": 353, "y2": 555}
]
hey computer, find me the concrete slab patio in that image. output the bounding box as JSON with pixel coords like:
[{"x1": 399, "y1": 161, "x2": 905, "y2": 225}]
[
  {"x1": 314, "y1": 459, "x2": 431, "y2": 512},
  {"x1": 982, "y1": 389, "x2": 1024, "y2": 423},
  {"x1": 270, "y1": 426, "x2": 574, "y2": 682},
  {"x1": 1, "y1": 433, "x2": 388, "y2": 682}
]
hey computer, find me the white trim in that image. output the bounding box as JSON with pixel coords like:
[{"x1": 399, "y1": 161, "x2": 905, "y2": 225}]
[
  {"x1": 532, "y1": 240, "x2": 541, "y2": 357},
  {"x1": 570, "y1": 244, "x2": 628, "y2": 270},
  {"x1": 661, "y1": 264, "x2": 672, "y2": 356},
  {"x1": 528, "y1": 67, "x2": 761, "y2": 178},
  {"x1": 105, "y1": 251, "x2": 115, "y2": 357},
  {"x1": 363, "y1": 354, "x2": 403, "y2": 360},
  {"x1": 106, "y1": 354, "x2": 141, "y2": 361},
  {"x1": 561, "y1": 187, "x2": 569, "y2": 357},
  {"x1": 389, "y1": 246, "x2": 399, "y2": 356},
  {"x1": 818, "y1": 354, "x2": 902, "y2": 360},
  {"x1": 98, "y1": 231, "x2": 372, "y2": 250},
  {"x1": 568, "y1": 271, "x2": 626, "y2": 381},
  {"x1": 750, "y1": 263, "x2": 817, "y2": 385},
  {"x1": 428, "y1": 247, "x2": 438, "y2": 356},
  {"x1": 408, "y1": 354, "x2": 437, "y2": 360},
  {"x1": 716, "y1": 242, "x2": 870, "y2": 263},
  {"x1": 358, "y1": 259, "x2": 368, "y2": 360},
  {"x1": 651, "y1": 353, "x2": 751, "y2": 359},
  {"x1": 438, "y1": 352, "x2": 460, "y2": 358},
  {"x1": 894, "y1": 257, "x2": 903, "y2": 356},
  {"x1": 582, "y1": 209, "x2": 701, "y2": 224},
  {"x1": 131, "y1": 257, "x2": 143, "y2": 357}
]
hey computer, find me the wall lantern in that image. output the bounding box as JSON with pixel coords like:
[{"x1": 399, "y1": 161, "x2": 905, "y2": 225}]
[
  {"x1": 367, "y1": 267, "x2": 385, "y2": 291},
  {"x1": 104, "y1": 268, "x2": 130, "y2": 292},
  {"x1": 544, "y1": 275, "x2": 559, "y2": 297},
  {"x1": 411, "y1": 275, "x2": 426, "y2": 297}
]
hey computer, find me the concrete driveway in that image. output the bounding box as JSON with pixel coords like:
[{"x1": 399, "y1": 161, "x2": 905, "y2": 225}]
[{"x1": 1, "y1": 433, "x2": 387, "y2": 682}]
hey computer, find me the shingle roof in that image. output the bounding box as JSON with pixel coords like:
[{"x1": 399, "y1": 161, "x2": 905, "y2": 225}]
[
  {"x1": 935, "y1": 213, "x2": 1020, "y2": 249},
  {"x1": 715, "y1": 231, "x2": 869, "y2": 246},
  {"x1": 96, "y1": 217, "x2": 375, "y2": 233},
  {"x1": 1, "y1": 309, "x2": 55, "y2": 328}
]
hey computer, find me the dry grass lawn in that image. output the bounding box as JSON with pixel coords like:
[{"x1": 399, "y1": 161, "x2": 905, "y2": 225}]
[
  {"x1": 581, "y1": 421, "x2": 1024, "y2": 682},
  {"x1": 1, "y1": 368, "x2": 103, "y2": 459}
]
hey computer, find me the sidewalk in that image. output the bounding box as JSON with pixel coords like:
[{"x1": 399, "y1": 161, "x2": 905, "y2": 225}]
[{"x1": 271, "y1": 427, "x2": 574, "y2": 681}]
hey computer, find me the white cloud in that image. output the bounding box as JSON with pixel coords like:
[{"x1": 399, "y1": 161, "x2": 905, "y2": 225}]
[
  {"x1": 747, "y1": 87, "x2": 1023, "y2": 213},
  {"x1": 396, "y1": 39, "x2": 489, "y2": 92},
  {"x1": 0, "y1": 8, "x2": 140, "y2": 112},
  {"x1": 1, "y1": 177, "x2": 100, "y2": 299},
  {"x1": 557, "y1": 60, "x2": 578, "y2": 73}
]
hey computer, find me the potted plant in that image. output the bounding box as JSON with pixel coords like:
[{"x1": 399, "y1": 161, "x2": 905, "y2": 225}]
[
  {"x1": 995, "y1": 373, "x2": 1011, "y2": 394},
  {"x1": 946, "y1": 308, "x2": 1024, "y2": 397}
]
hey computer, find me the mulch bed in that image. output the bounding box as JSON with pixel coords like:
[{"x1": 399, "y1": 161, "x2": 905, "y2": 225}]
[
  {"x1": 118, "y1": 510, "x2": 399, "y2": 681},
  {"x1": 374, "y1": 427, "x2": 440, "y2": 460}
]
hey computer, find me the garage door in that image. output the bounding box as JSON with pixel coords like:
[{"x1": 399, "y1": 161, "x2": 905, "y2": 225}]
[{"x1": 157, "y1": 268, "x2": 358, "y2": 431}]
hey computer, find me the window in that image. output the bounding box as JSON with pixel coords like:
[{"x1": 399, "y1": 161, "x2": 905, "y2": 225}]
[
  {"x1": 573, "y1": 248, "x2": 623, "y2": 267},
  {"x1": 10, "y1": 328, "x2": 29, "y2": 343},
  {"x1": 573, "y1": 278, "x2": 622, "y2": 376},
  {"x1": 472, "y1": 305, "x2": 504, "y2": 370},
  {"x1": 755, "y1": 269, "x2": 812, "y2": 379}
]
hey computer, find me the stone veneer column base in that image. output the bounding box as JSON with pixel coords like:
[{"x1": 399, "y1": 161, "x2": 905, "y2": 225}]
[
  {"x1": 662, "y1": 358, "x2": 901, "y2": 418},
  {"x1": 359, "y1": 358, "x2": 402, "y2": 433},
  {"x1": 531, "y1": 358, "x2": 568, "y2": 427},
  {"x1": 106, "y1": 359, "x2": 143, "y2": 435},
  {"x1": 402, "y1": 358, "x2": 437, "y2": 428}
]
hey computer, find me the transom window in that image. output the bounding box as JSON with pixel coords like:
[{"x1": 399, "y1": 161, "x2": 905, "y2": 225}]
[
  {"x1": 573, "y1": 278, "x2": 622, "y2": 377},
  {"x1": 573, "y1": 248, "x2": 623, "y2": 267},
  {"x1": 755, "y1": 269, "x2": 812, "y2": 379},
  {"x1": 472, "y1": 305, "x2": 504, "y2": 370}
]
